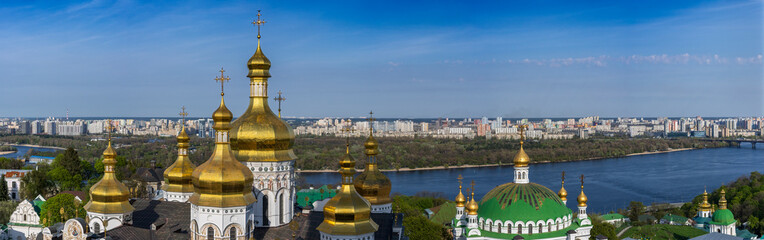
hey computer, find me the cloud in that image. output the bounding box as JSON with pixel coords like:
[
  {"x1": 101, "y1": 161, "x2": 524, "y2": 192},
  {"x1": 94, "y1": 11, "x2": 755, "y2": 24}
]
[{"x1": 442, "y1": 53, "x2": 762, "y2": 67}]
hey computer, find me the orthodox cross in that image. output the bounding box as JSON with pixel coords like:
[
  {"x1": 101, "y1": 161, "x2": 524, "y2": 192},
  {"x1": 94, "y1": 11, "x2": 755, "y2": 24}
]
[
  {"x1": 179, "y1": 106, "x2": 188, "y2": 127},
  {"x1": 561, "y1": 171, "x2": 565, "y2": 184},
  {"x1": 215, "y1": 68, "x2": 230, "y2": 96},
  {"x1": 470, "y1": 180, "x2": 476, "y2": 200},
  {"x1": 252, "y1": 10, "x2": 267, "y2": 40},
  {"x1": 518, "y1": 124, "x2": 528, "y2": 142},
  {"x1": 457, "y1": 174, "x2": 463, "y2": 187},
  {"x1": 580, "y1": 174, "x2": 585, "y2": 189},
  {"x1": 341, "y1": 120, "x2": 354, "y2": 151},
  {"x1": 274, "y1": 90, "x2": 286, "y2": 118},
  {"x1": 367, "y1": 111, "x2": 377, "y2": 134},
  {"x1": 106, "y1": 119, "x2": 114, "y2": 142}
]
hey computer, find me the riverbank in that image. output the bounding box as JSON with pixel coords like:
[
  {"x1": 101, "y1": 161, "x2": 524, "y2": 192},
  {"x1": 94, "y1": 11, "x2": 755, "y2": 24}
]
[
  {"x1": 296, "y1": 147, "x2": 697, "y2": 173},
  {"x1": 10, "y1": 144, "x2": 66, "y2": 150},
  {"x1": 0, "y1": 151, "x2": 16, "y2": 155}
]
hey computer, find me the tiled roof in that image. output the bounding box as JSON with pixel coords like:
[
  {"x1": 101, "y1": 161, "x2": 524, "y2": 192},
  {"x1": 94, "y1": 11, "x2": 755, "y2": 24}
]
[
  {"x1": 105, "y1": 199, "x2": 189, "y2": 240},
  {"x1": 135, "y1": 167, "x2": 164, "y2": 183},
  {"x1": 251, "y1": 211, "x2": 400, "y2": 240}
]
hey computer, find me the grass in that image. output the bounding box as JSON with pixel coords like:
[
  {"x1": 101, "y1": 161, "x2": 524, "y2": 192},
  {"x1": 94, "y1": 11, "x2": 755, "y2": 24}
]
[{"x1": 621, "y1": 224, "x2": 708, "y2": 240}]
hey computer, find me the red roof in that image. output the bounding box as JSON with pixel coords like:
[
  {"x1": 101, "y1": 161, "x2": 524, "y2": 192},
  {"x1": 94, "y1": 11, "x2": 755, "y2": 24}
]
[{"x1": 4, "y1": 171, "x2": 25, "y2": 178}]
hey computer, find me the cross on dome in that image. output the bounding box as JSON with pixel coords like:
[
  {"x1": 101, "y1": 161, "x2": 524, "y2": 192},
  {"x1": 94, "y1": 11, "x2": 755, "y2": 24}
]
[
  {"x1": 252, "y1": 10, "x2": 267, "y2": 40},
  {"x1": 215, "y1": 67, "x2": 230, "y2": 96}
]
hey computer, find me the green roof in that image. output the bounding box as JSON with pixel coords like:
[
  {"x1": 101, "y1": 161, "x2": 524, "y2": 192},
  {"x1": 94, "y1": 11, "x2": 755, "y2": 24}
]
[
  {"x1": 710, "y1": 209, "x2": 736, "y2": 225},
  {"x1": 7, "y1": 222, "x2": 43, "y2": 228},
  {"x1": 601, "y1": 213, "x2": 626, "y2": 221},
  {"x1": 477, "y1": 183, "x2": 571, "y2": 222},
  {"x1": 296, "y1": 185, "x2": 337, "y2": 207},
  {"x1": 662, "y1": 214, "x2": 689, "y2": 223},
  {"x1": 32, "y1": 200, "x2": 45, "y2": 214},
  {"x1": 428, "y1": 202, "x2": 456, "y2": 225}
]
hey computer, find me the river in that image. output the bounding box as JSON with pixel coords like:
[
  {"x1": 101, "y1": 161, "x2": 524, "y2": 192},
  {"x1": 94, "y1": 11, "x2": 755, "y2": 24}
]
[
  {"x1": 0, "y1": 145, "x2": 60, "y2": 159},
  {"x1": 299, "y1": 143, "x2": 764, "y2": 213}
]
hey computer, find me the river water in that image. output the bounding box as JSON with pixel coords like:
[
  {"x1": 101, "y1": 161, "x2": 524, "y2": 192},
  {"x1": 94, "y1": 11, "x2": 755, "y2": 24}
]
[
  {"x1": 0, "y1": 145, "x2": 59, "y2": 159},
  {"x1": 299, "y1": 144, "x2": 764, "y2": 213}
]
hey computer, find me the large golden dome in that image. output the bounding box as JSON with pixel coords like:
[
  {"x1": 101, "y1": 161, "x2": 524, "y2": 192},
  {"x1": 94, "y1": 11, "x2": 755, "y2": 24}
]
[
  {"x1": 317, "y1": 144, "x2": 378, "y2": 236},
  {"x1": 513, "y1": 143, "x2": 530, "y2": 167},
  {"x1": 189, "y1": 96, "x2": 257, "y2": 208},
  {"x1": 577, "y1": 184, "x2": 588, "y2": 207},
  {"x1": 84, "y1": 141, "x2": 134, "y2": 214},
  {"x1": 163, "y1": 126, "x2": 196, "y2": 194},
  {"x1": 230, "y1": 41, "x2": 297, "y2": 163},
  {"x1": 354, "y1": 131, "x2": 392, "y2": 205}
]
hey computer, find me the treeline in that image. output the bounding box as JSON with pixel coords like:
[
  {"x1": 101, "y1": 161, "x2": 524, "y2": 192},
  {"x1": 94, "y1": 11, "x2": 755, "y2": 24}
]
[{"x1": 0, "y1": 135, "x2": 728, "y2": 171}]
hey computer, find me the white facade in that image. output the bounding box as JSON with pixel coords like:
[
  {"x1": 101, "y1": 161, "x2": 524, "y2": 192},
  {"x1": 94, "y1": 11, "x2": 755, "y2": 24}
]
[
  {"x1": 86, "y1": 211, "x2": 131, "y2": 234},
  {"x1": 7, "y1": 200, "x2": 44, "y2": 240},
  {"x1": 247, "y1": 160, "x2": 295, "y2": 227},
  {"x1": 165, "y1": 191, "x2": 193, "y2": 203},
  {"x1": 709, "y1": 222, "x2": 736, "y2": 236},
  {"x1": 320, "y1": 232, "x2": 374, "y2": 240},
  {"x1": 5, "y1": 172, "x2": 26, "y2": 201},
  {"x1": 190, "y1": 203, "x2": 254, "y2": 240},
  {"x1": 371, "y1": 202, "x2": 392, "y2": 213}
]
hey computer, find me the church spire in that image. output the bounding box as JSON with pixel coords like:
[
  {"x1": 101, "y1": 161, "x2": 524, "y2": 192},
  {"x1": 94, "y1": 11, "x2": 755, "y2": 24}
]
[
  {"x1": 558, "y1": 171, "x2": 568, "y2": 204},
  {"x1": 513, "y1": 124, "x2": 530, "y2": 184},
  {"x1": 163, "y1": 107, "x2": 196, "y2": 201}
]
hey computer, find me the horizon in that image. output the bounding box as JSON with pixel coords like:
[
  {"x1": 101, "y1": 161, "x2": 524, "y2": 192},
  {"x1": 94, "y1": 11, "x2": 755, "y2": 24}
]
[{"x1": 1, "y1": 0, "x2": 762, "y2": 118}]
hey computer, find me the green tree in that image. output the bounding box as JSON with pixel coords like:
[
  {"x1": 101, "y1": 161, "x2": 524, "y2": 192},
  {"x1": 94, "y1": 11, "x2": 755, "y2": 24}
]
[
  {"x1": 48, "y1": 148, "x2": 84, "y2": 190},
  {"x1": 0, "y1": 176, "x2": 9, "y2": 201},
  {"x1": 39, "y1": 193, "x2": 85, "y2": 226},
  {"x1": 402, "y1": 215, "x2": 451, "y2": 240},
  {"x1": 628, "y1": 201, "x2": 645, "y2": 222},
  {"x1": 589, "y1": 215, "x2": 618, "y2": 240},
  {"x1": 20, "y1": 164, "x2": 55, "y2": 199},
  {"x1": 0, "y1": 200, "x2": 19, "y2": 224}
]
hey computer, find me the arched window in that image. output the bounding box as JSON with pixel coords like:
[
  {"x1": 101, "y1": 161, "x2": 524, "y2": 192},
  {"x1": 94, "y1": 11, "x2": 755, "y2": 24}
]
[
  {"x1": 207, "y1": 227, "x2": 214, "y2": 240},
  {"x1": 94, "y1": 223, "x2": 100, "y2": 233},
  {"x1": 229, "y1": 227, "x2": 236, "y2": 240}
]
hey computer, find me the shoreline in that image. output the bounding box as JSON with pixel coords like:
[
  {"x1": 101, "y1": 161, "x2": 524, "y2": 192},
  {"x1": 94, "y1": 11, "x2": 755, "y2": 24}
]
[
  {"x1": 296, "y1": 147, "x2": 696, "y2": 173},
  {"x1": 9, "y1": 144, "x2": 66, "y2": 150},
  {"x1": 0, "y1": 151, "x2": 16, "y2": 155}
]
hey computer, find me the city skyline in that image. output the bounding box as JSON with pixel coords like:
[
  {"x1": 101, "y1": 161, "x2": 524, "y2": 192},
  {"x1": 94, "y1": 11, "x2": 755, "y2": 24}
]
[{"x1": 1, "y1": 0, "x2": 762, "y2": 118}]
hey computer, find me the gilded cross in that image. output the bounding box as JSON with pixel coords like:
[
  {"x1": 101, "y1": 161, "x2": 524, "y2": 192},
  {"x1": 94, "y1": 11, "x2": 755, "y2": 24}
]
[
  {"x1": 561, "y1": 171, "x2": 565, "y2": 184},
  {"x1": 470, "y1": 180, "x2": 476, "y2": 199},
  {"x1": 580, "y1": 174, "x2": 585, "y2": 189},
  {"x1": 457, "y1": 174, "x2": 463, "y2": 186},
  {"x1": 367, "y1": 111, "x2": 377, "y2": 134},
  {"x1": 215, "y1": 67, "x2": 230, "y2": 96},
  {"x1": 341, "y1": 120, "x2": 354, "y2": 151},
  {"x1": 274, "y1": 90, "x2": 286, "y2": 118},
  {"x1": 106, "y1": 119, "x2": 114, "y2": 141},
  {"x1": 179, "y1": 106, "x2": 188, "y2": 122},
  {"x1": 252, "y1": 10, "x2": 267, "y2": 39}
]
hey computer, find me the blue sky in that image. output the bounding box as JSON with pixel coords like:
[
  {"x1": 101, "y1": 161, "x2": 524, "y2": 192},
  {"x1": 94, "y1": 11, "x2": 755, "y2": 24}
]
[{"x1": 0, "y1": 0, "x2": 762, "y2": 118}]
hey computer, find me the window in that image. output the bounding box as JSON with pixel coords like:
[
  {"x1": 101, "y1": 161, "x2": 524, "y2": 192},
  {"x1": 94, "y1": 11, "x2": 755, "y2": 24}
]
[
  {"x1": 94, "y1": 223, "x2": 100, "y2": 234},
  {"x1": 207, "y1": 227, "x2": 214, "y2": 240},
  {"x1": 229, "y1": 227, "x2": 236, "y2": 240}
]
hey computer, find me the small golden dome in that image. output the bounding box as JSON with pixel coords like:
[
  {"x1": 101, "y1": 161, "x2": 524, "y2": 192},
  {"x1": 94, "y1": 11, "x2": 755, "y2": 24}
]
[
  {"x1": 577, "y1": 186, "x2": 587, "y2": 207},
  {"x1": 317, "y1": 144, "x2": 379, "y2": 236},
  {"x1": 719, "y1": 189, "x2": 727, "y2": 209},
  {"x1": 189, "y1": 95, "x2": 256, "y2": 208},
  {"x1": 699, "y1": 188, "x2": 712, "y2": 211},
  {"x1": 355, "y1": 131, "x2": 391, "y2": 205},
  {"x1": 163, "y1": 126, "x2": 196, "y2": 194},
  {"x1": 466, "y1": 192, "x2": 479, "y2": 215},
  {"x1": 558, "y1": 187, "x2": 568, "y2": 201},
  {"x1": 513, "y1": 144, "x2": 530, "y2": 167},
  {"x1": 455, "y1": 189, "x2": 467, "y2": 207},
  {"x1": 247, "y1": 43, "x2": 271, "y2": 79},
  {"x1": 84, "y1": 140, "x2": 134, "y2": 214}
]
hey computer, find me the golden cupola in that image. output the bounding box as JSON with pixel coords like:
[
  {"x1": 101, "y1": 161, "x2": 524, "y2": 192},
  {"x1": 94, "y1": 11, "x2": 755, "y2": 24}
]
[
  {"x1": 455, "y1": 175, "x2": 467, "y2": 208},
  {"x1": 577, "y1": 176, "x2": 588, "y2": 207},
  {"x1": 699, "y1": 188, "x2": 712, "y2": 211},
  {"x1": 189, "y1": 91, "x2": 257, "y2": 208},
  {"x1": 354, "y1": 116, "x2": 392, "y2": 206},
  {"x1": 466, "y1": 188, "x2": 479, "y2": 215},
  {"x1": 163, "y1": 121, "x2": 196, "y2": 194},
  {"x1": 230, "y1": 14, "x2": 296, "y2": 163},
  {"x1": 558, "y1": 171, "x2": 568, "y2": 202},
  {"x1": 513, "y1": 126, "x2": 530, "y2": 167},
  {"x1": 719, "y1": 189, "x2": 728, "y2": 209},
  {"x1": 84, "y1": 138, "x2": 134, "y2": 214},
  {"x1": 317, "y1": 141, "x2": 379, "y2": 236}
]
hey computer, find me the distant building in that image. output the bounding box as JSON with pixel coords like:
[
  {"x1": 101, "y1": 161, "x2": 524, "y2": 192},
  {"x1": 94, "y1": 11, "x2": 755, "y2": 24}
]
[{"x1": 5, "y1": 171, "x2": 28, "y2": 201}]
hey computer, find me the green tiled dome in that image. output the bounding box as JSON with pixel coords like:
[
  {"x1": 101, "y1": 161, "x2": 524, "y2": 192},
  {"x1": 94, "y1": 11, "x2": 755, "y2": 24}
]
[
  {"x1": 478, "y1": 183, "x2": 571, "y2": 222},
  {"x1": 711, "y1": 209, "x2": 736, "y2": 225}
]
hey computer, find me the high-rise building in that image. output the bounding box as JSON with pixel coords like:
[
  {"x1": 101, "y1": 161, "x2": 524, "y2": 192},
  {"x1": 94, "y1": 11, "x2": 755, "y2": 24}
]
[
  {"x1": 18, "y1": 121, "x2": 30, "y2": 135},
  {"x1": 44, "y1": 120, "x2": 56, "y2": 135},
  {"x1": 31, "y1": 120, "x2": 43, "y2": 135}
]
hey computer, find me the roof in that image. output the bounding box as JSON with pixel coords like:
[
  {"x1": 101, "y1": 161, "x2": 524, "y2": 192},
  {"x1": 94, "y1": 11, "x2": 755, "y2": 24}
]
[
  {"x1": 4, "y1": 171, "x2": 25, "y2": 178},
  {"x1": 59, "y1": 191, "x2": 86, "y2": 201},
  {"x1": 428, "y1": 202, "x2": 456, "y2": 225},
  {"x1": 135, "y1": 167, "x2": 164, "y2": 183},
  {"x1": 478, "y1": 183, "x2": 571, "y2": 222},
  {"x1": 662, "y1": 214, "x2": 689, "y2": 223},
  {"x1": 601, "y1": 213, "x2": 626, "y2": 221},
  {"x1": 296, "y1": 185, "x2": 337, "y2": 207},
  {"x1": 30, "y1": 156, "x2": 55, "y2": 159},
  {"x1": 32, "y1": 200, "x2": 45, "y2": 214},
  {"x1": 105, "y1": 199, "x2": 190, "y2": 240},
  {"x1": 711, "y1": 209, "x2": 736, "y2": 225},
  {"x1": 251, "y1": 211, "x2": 400, "y2": 240},
  {"x1": 689, "y1": 232, "x2": 743, "y2": 240},
  {"x1": 736, "y1": 229, "x2": 759, "y2": 239}
]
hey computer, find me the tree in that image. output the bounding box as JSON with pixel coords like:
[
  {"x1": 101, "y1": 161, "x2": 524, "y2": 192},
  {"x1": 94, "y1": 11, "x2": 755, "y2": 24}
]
[
  {"x1": 0, "y1": 176, "x2": 9, "y2": 201},
  {"x1": 628, "y1": 201, "x2": 645, "y2": 222},
  {"x1": 589, "y1": 215, "x2": 618, "y2": 240},
  {"x1": 48, "y1": 148, "x2": 84, "y2": 191},
  {"x1": 20, "y1": 164, "x2": 55, "y2": 199},
  {"x1": 402, "y1": 215, "x2": 450, "y2": 240},
  {"x1": 0, "y1": 200, "x2": 19, "y2": 224},
  {"x1": 39, "y1": 193, "x2": 85, "y2": 226}
]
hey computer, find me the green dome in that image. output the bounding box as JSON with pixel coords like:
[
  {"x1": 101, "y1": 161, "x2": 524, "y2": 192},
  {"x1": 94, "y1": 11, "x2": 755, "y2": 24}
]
[
  {"x1": 711, "y1": 209, "x2": 736, "y2": 225},
  {"x1": 477, "y1": 183, "x2": 571, "y2": 222}
]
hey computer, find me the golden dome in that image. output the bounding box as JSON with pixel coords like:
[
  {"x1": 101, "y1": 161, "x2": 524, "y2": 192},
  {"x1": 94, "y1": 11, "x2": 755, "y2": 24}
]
[
  {"x1": 163, "y1": 126, "x2": 196, "y2": 193},
  {"x1": 317, "y1": 143, "x2": 379, "y2": 236},
  {"x1": 455, "y1": 187, "x2": 467, "y2": 208},
  {"x1": 719, "y1": 189, "x2": 727, "y2": 209},
  {"x1": 699, "y1": 188, "x2": 712, "y2": 211},
  {"x1": 230, "y1": 40, "x2": 297, "y2": 163},
  {"x1": 189, "y1": 95, "x2": 257, "y2": 208},
  {"x1": 354, "y1": 130, "x2": 391, "y2": 205},
  {"x1": 84, "y1": 141, "x2": 134, "y2": 214},
  {"x1": 577, "y1": 184, "x2": 587, "y2": 207},
  {"x1": 558, "y1": 172, "x2": 567, "y2": 201},
  {"x1": 513, "y1": 143, "x2": 530, "y2": 167},
  {"x1": 466, "y1": 191, "x2": 479, "y2": 215}
]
